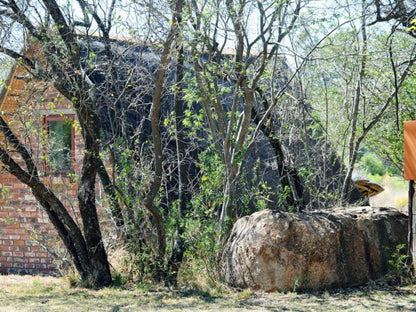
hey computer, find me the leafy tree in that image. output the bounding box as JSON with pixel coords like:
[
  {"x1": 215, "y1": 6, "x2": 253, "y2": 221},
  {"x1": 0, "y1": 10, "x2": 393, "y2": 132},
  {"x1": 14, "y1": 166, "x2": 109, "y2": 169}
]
[
  {"x1": 0, "y1": 0, "x2": 184, "y2": 286},
  {"x1": 366, "y1": 72, "x2": 416, "y2": 173},
  {"x1": 300, "y1": 0, "x2": 416, "y2": 201},
  {"x1": 183, "y1": 0, "x2": 307, "y2": 234}
]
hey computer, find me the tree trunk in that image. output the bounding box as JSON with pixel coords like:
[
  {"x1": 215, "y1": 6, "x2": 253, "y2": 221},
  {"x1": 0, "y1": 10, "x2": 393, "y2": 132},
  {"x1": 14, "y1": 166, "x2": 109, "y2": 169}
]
[
  {"x1": 0, "y1": 116, "x2": 112, "y2": 286},
  {"x1": 252, "y1": 94, "x2": 306, "y2": 212},
  {"x1": 76, "y1": 99, "x2": 112, "y2": 287},
  {"x1": 341, "y1": 2, "x2": 367, "y2": 201},
  {"x1": 168, "y1": 42, "x2": 188, "y2": 284},
  {"x1": 97, "y1": 158, "x2": 125, "y2": 233},
  {"x1": 219, "y1": 164, "x2": 237, "y2": 238}
]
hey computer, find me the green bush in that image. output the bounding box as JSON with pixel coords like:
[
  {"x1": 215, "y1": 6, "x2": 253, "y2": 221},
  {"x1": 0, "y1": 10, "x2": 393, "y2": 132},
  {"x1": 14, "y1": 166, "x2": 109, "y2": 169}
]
[
  {"x1": 360, "y1": 152, "x2": 385, "y2": 176},
  {"x1": 358, "y1": 150, "x2": 401, "y2": 177},
  {"x1": 386, "y1": 244, "x2": 415, "y2": 286}
]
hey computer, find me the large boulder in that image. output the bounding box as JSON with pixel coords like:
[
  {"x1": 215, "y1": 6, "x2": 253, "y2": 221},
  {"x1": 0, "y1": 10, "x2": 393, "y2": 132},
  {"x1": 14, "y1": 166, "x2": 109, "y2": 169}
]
[{"x1": 221, "y1": 207, "x2": 408, "y2": 292}]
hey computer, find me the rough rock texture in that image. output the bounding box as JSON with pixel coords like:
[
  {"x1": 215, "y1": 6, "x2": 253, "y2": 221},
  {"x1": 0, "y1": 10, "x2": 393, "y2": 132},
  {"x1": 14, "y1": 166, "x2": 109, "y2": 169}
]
[{"x1": 221, "y1": 207, "x2": 408, "y2": 292}]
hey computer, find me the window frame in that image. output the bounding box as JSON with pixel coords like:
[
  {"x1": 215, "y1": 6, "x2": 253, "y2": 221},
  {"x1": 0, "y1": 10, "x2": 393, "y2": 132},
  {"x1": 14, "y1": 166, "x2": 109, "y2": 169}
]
[{"x1": 43, "y1": 114, "x2": 75, "y2": 173}]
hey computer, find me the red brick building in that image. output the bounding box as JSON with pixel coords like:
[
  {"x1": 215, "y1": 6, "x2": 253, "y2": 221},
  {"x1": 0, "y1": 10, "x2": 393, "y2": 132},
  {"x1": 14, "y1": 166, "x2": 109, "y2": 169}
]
[{"x1": 0, "y1": 53, "x2": 86, "y2": 275}]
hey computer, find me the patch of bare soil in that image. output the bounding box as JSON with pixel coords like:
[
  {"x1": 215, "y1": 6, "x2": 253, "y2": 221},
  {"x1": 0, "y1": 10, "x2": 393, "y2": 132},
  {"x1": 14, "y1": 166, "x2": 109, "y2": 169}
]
[{"x1": 0, "y1": 275, "x2": 415, "y2": 311}]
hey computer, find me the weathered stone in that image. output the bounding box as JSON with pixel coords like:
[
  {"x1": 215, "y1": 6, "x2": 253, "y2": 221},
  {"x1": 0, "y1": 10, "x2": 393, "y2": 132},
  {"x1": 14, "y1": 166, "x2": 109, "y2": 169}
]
[{"x1": 221, "y1": 207, "x2": 408, "y2": 291}]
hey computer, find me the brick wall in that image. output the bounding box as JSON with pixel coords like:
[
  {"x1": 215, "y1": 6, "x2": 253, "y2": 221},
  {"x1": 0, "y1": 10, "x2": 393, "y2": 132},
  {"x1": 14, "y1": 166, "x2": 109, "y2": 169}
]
[
  {"x1": 0, "y1": 174, "x2": 58, "y2": 275},
  {"x1": 0, "y1": 60, "x2": 88, "y2": 275}
]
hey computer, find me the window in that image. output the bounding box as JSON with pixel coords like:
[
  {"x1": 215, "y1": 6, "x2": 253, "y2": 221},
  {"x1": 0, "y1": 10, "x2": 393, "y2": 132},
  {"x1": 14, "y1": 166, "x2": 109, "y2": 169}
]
[{"x1": 44, "y1": 115, "x2": 74, "y2": 171}]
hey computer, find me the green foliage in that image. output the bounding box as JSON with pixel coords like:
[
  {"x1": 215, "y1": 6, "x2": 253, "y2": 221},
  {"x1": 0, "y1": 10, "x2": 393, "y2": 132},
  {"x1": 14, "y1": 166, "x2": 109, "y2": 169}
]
[
  {"x1": 169, "y1": 147, "x2": 224, "y2": 289},
  {"x1": 192, "y1": 147, "x2": 225, "y2": 215},
  {"x1": 407, "y1": 18, "x2": 416, "y2": 35},
  {"x1": 180, "y1": 213, "x2": 222, "y2": 292},
  {"x1": 304, "y1": 13, "x2": 415, "y2": 191},
  {"x1": 386, "y1": 244, "x2": 415, "y2": 286},
  {"x1": 104, "y1": 138, "x2": 171, "y2": 284},
  {"x1": 359, "y1": 152, "x2": 385, "y2": 176},
  {"x1": 236, "y1": 159, "x2": 274, "y2": 215},
  {"x1": 278, "y1": 184, "x2": 295, "y2": 212},
  {"x1": 0, "y1": 186, "x2": 9, "y2": 200},
  {"x1": 365, "y1": 72, "x2": 416, "y2": 173},
  {"x1": 109, "y1": 145, "x2": 226, "y2": 287},
  {"x1": 357, "y1": 151, "x2": 401, "y2": 177}
]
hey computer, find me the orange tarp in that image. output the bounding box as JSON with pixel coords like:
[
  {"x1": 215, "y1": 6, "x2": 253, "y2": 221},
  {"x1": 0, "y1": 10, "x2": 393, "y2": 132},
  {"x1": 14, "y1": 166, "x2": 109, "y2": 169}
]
[{"x1": 404, "y1": 121, "x2": 416, "y2": 180}]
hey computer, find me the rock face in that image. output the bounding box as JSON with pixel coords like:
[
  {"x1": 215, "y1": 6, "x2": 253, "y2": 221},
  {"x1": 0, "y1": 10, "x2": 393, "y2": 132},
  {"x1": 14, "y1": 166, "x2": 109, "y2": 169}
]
[{"x1": 221, "y1": 207, "x2": 408, "y2": 292}]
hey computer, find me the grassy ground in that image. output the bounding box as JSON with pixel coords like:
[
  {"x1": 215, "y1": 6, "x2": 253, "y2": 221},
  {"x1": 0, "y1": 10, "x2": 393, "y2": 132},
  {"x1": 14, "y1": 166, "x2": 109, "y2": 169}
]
[{"x1": 0, "y1": 275, "x2": 415, "y2": 312}]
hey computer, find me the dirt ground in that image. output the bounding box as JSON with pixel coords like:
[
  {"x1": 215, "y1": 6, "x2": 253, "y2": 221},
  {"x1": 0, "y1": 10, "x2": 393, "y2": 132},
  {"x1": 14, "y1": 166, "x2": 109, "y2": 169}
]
[{"x1": 0, "y1": 275, "x2": 415, "y2": 312}]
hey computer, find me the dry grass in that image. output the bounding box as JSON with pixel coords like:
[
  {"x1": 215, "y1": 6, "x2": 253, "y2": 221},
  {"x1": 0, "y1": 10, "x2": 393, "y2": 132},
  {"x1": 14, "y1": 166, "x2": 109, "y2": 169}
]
[
  {"x1": 370, "y1": 175, "x2": 409, "y2": 213},
  {"x1": 0, "y1": 275, "x2": 415, "y2": 311}
]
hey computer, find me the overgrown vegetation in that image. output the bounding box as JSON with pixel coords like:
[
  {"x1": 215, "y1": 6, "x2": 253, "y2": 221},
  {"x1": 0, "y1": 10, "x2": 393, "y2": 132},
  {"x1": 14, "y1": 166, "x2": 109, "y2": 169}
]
[
  {"x1": 386, "y1": 244, "x2": 415, "y2": 286},
  {"x1": 0, "y1": 0, "x2": 415, "y2": 289}
]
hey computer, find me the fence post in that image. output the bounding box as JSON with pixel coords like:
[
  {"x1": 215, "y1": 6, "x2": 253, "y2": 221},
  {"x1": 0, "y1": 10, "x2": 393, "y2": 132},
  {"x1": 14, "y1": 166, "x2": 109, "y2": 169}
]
[
  {"x1": 410, "y1": 180, "x2": 416, "y2": 272},
  {"x1": 403, "y1": 121, "x2": 416, "y2": 273}
]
